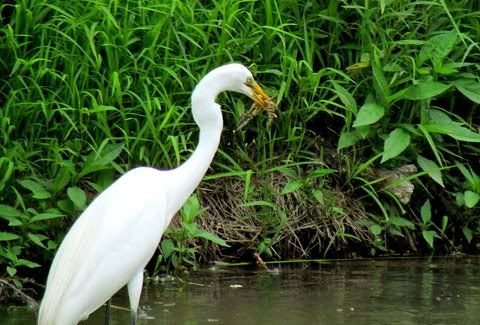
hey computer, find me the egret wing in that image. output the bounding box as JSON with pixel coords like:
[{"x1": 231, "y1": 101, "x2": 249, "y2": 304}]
[{"x1": 39, "y1": 167, "x2": 167, "y2": 324}]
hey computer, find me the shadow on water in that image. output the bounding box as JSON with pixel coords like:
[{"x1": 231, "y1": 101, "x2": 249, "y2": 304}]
[{"x1": 1, "y1": 257, "x2": 479, "y2": 324}]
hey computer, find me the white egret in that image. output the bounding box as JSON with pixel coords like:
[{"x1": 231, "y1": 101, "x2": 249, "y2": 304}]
[{"x1": 38, "y1": 63, "x2": 276, "y2": 325}]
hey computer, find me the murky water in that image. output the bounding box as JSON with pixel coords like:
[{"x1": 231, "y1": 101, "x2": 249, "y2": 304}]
[{"x1": 2, "y1": 257, "x2": 479, "y2": 324}]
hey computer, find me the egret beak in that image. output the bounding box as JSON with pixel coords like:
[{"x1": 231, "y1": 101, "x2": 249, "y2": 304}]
[
  {"x1": 237, "y1": 81, "x2": 277, "y2": 130},
  {"x1": 250, "y1": 81, "x2": 271, "y2": 107}
]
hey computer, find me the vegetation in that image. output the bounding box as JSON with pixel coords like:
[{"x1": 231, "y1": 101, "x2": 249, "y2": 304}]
[{"x1": 1, "y1": 0, "x2": 479, "y2": 296}]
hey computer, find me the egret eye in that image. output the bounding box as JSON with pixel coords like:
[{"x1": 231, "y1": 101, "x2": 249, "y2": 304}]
[{"x1": 245, "y1": 76, "x2": 254, "y2": 86}]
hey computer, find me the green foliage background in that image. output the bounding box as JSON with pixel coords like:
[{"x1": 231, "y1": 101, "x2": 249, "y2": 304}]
[{"x1": 1, "y1": 0, "x2": 479, "y2": 278}]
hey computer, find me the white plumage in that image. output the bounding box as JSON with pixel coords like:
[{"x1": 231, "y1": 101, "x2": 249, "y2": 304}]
[{"x1": 38, "y1": 63, "x2": 272, "y2": 325}]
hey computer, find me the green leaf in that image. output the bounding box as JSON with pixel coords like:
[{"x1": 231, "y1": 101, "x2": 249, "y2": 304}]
[
  {"x1": 429, "y1": 33, "x2": 457, "y2": 65},
  {"x1": 53, "y1": 166, "x2": 72, "y2": 193},
  {"x1": 18, "y1": 179, "x2": 51, "y2": 199},
  {"x1": 30, "y1": 212, "x2": 65, "y2": 222},
  {"x1": 435, "y1": 65, "x2": 459, "y2": 75},
  {"x1": 464, "y1": 191, "x2": 480, "y2": 208},
  {"x1": 457, "y1": 164, "x2": 480, "y2": 192},
  {"x1": 424, "y1": 109, "x2": 480, "y2": 143},
  {"x1": 6, "y1": 266, "x2": 17, "y2": 276},
  {"x1": 389, "y1": 216, "x2": 415, "y2": 230},
  {"x1": 0, "y1": 232, "x2": 20, "y2": 241},
  {"x1": 422, "y1": 123, "x2": 480, "y2": 142},
  {"x1": 312, "y1": 190, "x2": 324, "y2": 205},
  {"x1": 0, "y1": 204, "x2": 23, "y2": 226},
  {"x1": 405, "y1": 81, "x2": 450, "y2": 100},
  {"x1": 241, "y1": 201, "x2": 277, "y2": 209},
  {"x1": 454, "y1": 79, "x2": 480, "y2": 104},
  {"x1": 463, "y1": 227, "x2": 473, "y2": 243},
  {"x1": 0, "y1": 247, "x2": 17, "y2": 261},
  {"x1": 310, "y1": 169, "x2": 337, "y2": 178},
  {"x1": 57, "y1": 199, "x2": 75, "y2": 214},
  {"x1": 419, "y1": 158, "x2": 445, "y2": 186},
  {"x1": 67, "y1": 186, "x2": 87, "y2": 209},
  {"x1": 372, "y1": 50, "x2": 390, "y2": 105},
  {"x1": 381, "y1": 128, "x2": 411, "y2": 163},
  {"x1": 16, "y1": 259, "x2": 41, "y2": 268},
  {"x1": 79, "y1": 143, "x2": 124, "y2": 177},
  {"x1": 281, "y1": 180, "x2": 304, "y2": 195},
  {"x1": 422, "y1": 230, "x2": 437, "y2": 248},
  {"x1": 419, "y1": 32, "x2": 457, "y2": 67},
  {"x1": 441, "y1": 216, "x2": 448, "y2": 233},
  {"x1": 182, "y1": 195, "x2": 202, "y2": 224},
  {"x1": 194, "y1": 230, "x2": 229, "y2": 247},
  {"x1": 455, "y1": 192, "x2": 465, "y2": 206},
  {"x1": 370, "y1": 224, "x2": 383, "y2": 236},
  {"x1": 0, "y1": 204, "x2": 21, "y2": 217},
  {"x1": 417, "y1": 155, "x2": 444, "y2": 187},
  {"x1": 353, "y1": 103, "x2": 385, "y2": 127},
  {"x1": 182, "y1": 222, "x2": 198, "y2": 236},
  {"x1": 338, "y1": 131, "x2": 360, "y2": 150},
  {"x1": 160, "y1": 239, "x2": 175, "y2": 259},
  {"x1": 417, "y1": 67, "x2": 432, "y2": 75},
  {"x1": 0, "y1": 157, "x2": 14, "y2": 193},
  {"x1": 420, "y1": 200, "x2": 431, "y2": 225},
  {"x1": 332, "y1": 82, "x2": 357, "y2": 115},
  {"x1": 428, "y1": 109, "x2": 453, "y2": 124},
  {"x1": 47, "y1": 240, "x2": 58, "y2": 250},
  {"x1": 384, "y1": 62, "x2": 405, "y2": 72},
  {"x1": 417, "y1": 125, "x2": 443, "y2": 167},
  {"x1": 28, "y1": 233, "x2": 46, "y2": 248}
]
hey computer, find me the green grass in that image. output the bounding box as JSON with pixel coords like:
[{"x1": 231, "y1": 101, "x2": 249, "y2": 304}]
[{"x1": 0, "y1": 0, "x2": 480, "y2": 282}]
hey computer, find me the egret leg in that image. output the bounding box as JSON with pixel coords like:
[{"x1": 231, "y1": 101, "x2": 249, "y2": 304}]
[
  {"x1": 127, "y1": 270, "x2": 144, "y2": 325},
  {"x1": 104, "y1": 298, "x2": 111, "y2": 325},
  {"x1": 131, "y1": 310, "x2": 137, "y2": 325}
]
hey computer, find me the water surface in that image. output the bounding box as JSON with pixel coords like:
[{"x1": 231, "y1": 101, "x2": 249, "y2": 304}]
[{"x1": 2, "y1": 257, "x2": 479, "y2": 324}]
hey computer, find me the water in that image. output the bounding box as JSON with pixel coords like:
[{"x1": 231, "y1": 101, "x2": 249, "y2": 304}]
[{"x1": 2, "y1": 257, "x2": 479, "y2": 324}]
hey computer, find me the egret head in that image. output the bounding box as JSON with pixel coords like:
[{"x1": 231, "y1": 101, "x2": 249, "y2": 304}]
[
  {"x1": 215, "y1": 63, "x2": 277, "y2": 129},
  {"x1": 220, "y1": 64, "x2": 270, "y2": 105},
  {"x1": 192, "y1": 63, "x2": 277, "y2": 129}
]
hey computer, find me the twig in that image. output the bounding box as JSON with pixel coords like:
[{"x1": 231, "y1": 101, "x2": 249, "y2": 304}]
[{"x1": 0, "y1": 278, "x2": 39, "y2": 310}]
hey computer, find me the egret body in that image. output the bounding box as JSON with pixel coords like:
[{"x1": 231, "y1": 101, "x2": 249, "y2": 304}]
[{"x1": 38, "y1": 63, "x2": 274, "y2": 325}]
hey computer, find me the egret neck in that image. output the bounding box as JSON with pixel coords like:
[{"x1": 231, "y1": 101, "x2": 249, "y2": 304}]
[{"x1": 168, "y1": 72, "x2": 224, "y2": 215}]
